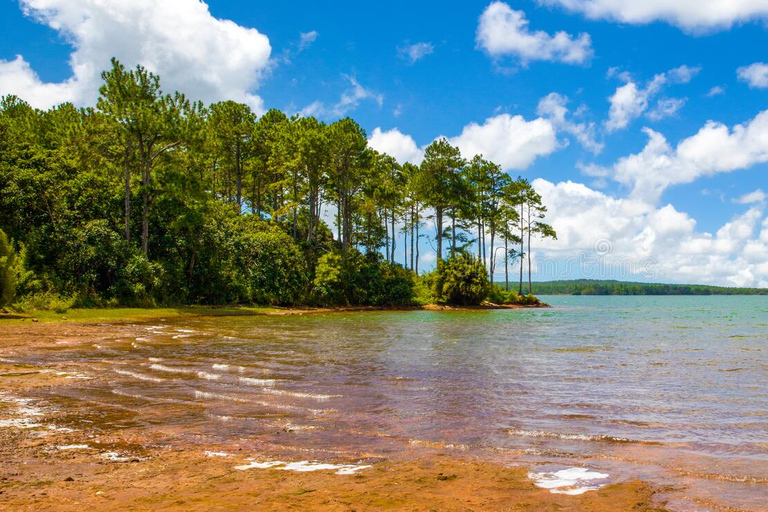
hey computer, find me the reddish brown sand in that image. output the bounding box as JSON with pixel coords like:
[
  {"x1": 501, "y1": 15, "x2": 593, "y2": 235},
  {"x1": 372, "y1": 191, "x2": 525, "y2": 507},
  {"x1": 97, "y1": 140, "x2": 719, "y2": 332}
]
[{"x1": 0, "y1": 319, "x2": 665, "y2": 512}]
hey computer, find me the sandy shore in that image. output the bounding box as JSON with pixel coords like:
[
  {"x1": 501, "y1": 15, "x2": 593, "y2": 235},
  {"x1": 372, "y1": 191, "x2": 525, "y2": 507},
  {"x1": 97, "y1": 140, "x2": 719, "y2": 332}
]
[{"x1": 0, "y1": 319, "x2": 666, "y2": 512}]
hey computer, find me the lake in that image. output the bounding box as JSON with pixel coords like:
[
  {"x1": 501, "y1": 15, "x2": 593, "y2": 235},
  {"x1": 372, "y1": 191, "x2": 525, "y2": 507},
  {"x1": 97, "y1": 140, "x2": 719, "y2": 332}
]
[{"x1": 2, "y1": 296, "x2": 767, "y2": 510}]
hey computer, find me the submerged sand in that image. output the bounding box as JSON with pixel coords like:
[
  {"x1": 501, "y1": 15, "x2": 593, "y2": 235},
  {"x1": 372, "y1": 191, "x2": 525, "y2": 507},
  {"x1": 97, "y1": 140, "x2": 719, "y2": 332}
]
[{"x1": 0, "y1": 318, "x2": 664, "y2": 511}]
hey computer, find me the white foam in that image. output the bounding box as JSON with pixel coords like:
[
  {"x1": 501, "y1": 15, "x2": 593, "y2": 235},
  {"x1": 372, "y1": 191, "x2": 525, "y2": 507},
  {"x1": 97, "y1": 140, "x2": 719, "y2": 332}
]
[
  {"x1": 59, "y1": 444, "x2": 90, "y2": 450},
  {"x1": 528, "y1": 467, "x2": 609, "y2": 495},
  {"x1": 508, "y1": 429, "x2": 630, "y2": 443},
  {"x1": 197, "y1": 371, "x2": 221, "y2": 381},
  {"x1": 150, "y1": 364, "x2": 193, "y2": 375},
  {"x1": 239, "y1": 377, "x2": 278, "y2": 387},
  {"x1": 101, "y1": 451, "x2": 129, "y2": 462},
  {"x1": 234, "y1": 459, "x2": 371, "y2": 475},
  {"x1": 212, "y1": 364, "x2": 229, "y2": 371},
  {"x1": 259, "y1": 388, "x2": 339, "y2": 402},
  {"x1": 114, "y1": 369, "x2": 166, "y2": 383},
  {"x1": 148, "y1": 357, "x2": 163, "y2": 362},
  {"x1": 204, "y1": 451, "x2": 231, "y2": 458}
]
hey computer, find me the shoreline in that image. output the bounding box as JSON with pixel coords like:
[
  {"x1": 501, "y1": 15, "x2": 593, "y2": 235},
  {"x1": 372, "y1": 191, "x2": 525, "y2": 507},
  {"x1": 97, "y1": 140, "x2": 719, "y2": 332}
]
[{"x1": 0, "y1": 302, "x2": 550, "y2": 325}]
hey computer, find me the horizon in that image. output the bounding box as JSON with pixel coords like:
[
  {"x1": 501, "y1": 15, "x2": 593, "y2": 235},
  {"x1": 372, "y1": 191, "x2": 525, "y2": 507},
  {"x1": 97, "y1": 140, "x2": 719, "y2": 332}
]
[{"x1": 2, "y1": 0, "x2": 768, "y2": 287}]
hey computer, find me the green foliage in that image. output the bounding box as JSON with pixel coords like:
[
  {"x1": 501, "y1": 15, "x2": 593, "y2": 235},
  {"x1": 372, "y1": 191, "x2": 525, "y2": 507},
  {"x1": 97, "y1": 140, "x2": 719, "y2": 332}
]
[
  {"x1": 16, "y1": 291, "x2": 76, "y2": 314},
  {"x1": 313, "y1": 250, "x2": 415, "y2": 306},
  {"x1": 433, "y1": 252, "x2": 490, "y2": 306},
  {"x1": 0, "y1": 229, "x2": 17, "y2": 306},
  {"x1": 0, "y1": 60, "x2": 567, "y2": 312}
]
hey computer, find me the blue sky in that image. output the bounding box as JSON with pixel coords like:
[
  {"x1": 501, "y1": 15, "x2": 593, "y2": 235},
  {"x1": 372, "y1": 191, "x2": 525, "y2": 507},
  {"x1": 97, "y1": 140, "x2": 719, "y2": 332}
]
[{"x1": 1, "y1": 0, "x2": 768, "y2": 286}]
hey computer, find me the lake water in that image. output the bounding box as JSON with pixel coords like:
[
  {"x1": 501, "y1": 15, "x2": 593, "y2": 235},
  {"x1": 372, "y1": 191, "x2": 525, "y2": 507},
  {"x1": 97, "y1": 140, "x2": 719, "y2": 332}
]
[{"x1": 4, "y1": 296, "x2": 768, "y2": 510}]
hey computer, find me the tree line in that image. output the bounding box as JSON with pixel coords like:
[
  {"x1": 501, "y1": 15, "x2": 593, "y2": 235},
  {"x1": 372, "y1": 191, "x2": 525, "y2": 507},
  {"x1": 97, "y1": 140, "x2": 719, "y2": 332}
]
[
  {"x1": 0, "y1": 59, "x2": 555, "y2": 310},
  {"x1": 529, "y1": 280, "x2": 768, "y2": 296}
]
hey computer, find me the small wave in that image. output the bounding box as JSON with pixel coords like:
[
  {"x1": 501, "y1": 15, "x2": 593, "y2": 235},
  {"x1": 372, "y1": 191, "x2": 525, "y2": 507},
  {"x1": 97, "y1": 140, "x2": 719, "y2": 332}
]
[
  {"x1": 239, "y1": 377, "x2": 278, "y2": 387},
  {"x1": 507, "y1": 429, "x2": 634, "y2": 443},
  {"x1": 212, "y1": 364, "x2": 229, "y2": 371},
  {"x1": 197, "y1": 371, "x2": 221, "y2": 381},
  {"x1": 194, "y1": 390, "x2": 250, "y2": 403},
  {"x1": 150, "y1": 364, "x2": 193, "y2": 375},
  {"x1": 114, "y1": 369, "x2": 166, "y2": 383},
  {"x1": 259, "y1": 388, "x2": 339, "y2": 401}
]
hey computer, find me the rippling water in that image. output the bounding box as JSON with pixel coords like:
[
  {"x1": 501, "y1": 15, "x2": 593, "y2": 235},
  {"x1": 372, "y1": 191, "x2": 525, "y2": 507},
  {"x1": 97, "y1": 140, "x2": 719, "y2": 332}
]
[{"x1": 4, "y1": 296, "x2": 768, "y2": 510}]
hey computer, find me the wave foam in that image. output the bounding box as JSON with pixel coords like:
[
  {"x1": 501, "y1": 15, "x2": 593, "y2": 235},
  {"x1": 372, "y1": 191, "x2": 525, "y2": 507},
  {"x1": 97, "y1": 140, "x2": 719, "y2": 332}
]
[{"x1": 528, "y1": 467, "x2": 609, "y2": 495}]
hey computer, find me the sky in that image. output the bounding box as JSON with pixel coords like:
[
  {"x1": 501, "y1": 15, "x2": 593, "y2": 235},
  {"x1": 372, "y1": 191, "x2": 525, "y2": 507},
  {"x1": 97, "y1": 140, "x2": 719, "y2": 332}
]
[{"x1": 1, "y1": 0, "x2": 768, "y2": 286}]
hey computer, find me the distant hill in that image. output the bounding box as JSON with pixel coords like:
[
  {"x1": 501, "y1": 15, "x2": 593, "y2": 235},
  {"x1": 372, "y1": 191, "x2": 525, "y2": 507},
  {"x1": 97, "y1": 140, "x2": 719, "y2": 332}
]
[{"x1": 515, "y1": 280, "x2": 768, "y2": 296}]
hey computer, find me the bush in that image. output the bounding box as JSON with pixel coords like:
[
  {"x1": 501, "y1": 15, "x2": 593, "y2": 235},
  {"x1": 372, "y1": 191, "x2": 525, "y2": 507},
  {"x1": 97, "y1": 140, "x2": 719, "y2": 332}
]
[
  {"x1": 313, "y1": 250, "x2": 416, "y2": 306},
  {"x1": 0, "y1": 229, "x2": 17, "y2": 307},
  {"x1": 233, "y1": 228, "x2": 308, "y2": 305},
  {"x1": 434, "y1": 252, "x2": 490, "y2": 306},
  {"x1": 15, "y1": 291, "x2": 75, "y2": 313}
]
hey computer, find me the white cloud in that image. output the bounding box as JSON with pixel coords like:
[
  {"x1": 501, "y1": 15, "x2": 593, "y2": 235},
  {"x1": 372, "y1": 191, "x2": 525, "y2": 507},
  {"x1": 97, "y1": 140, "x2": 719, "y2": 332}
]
[
  {"x1": 735, "y1": 189, "x2": 767, "y2": 204},
  {"x1": 476, "y1": 2, "x2": 593, "y2": 65},
  {"x1": 606, "y1": 66, "x2": 699, "y2": 131},
  {"x1": 737, "y1": 62, "x2": 768, "y2": 89},
  {"x1": 706, "y1": 85, "x2": 726, "y2": 97},
  {"x1": 537, "y1": 92, "x2": 603, "y2": 153},
  {"x1": 368, "y1": 128, "x2": 424, "y2": 165},
  {"x1": 534, "y1": 178, "x2": 768, "y2": 287},
  {"x1": 647, "y1": 97, "x2": 687, "y2": 121},
  {"x1": 300, "y1": 75, "x2": 384, "y2": 120},
  {"x1": 536, "y1": 0, "x2": 768, "y2": 33},
  {"x1": 397, "y1": 42, "x2": 435, "y2": 64},
  {"x1": 448, "y1": 113, "x2": 560, "y2": 170},
  {"x1": 0, "y1": 0, "x2": 272, "y2": 111},
  {"x1": 299, "y1": 31, "x2": 319, "y2": 51}
]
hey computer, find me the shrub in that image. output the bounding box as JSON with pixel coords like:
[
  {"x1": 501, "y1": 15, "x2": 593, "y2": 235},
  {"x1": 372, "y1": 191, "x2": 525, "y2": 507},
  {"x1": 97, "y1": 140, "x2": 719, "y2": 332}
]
[
  {"x1": 313, "y1": 250, "x2": 416, "y2": 306},
  {"x1": 434, "y1": 252, "x2": 490, "y2": 306},
  {"x1": 15, "y1": 291, "x2": 75, "y2": 313}
]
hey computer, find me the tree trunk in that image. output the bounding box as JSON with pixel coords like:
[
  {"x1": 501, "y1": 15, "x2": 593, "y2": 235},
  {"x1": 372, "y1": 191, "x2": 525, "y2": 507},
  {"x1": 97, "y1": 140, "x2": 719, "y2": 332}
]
[
  {"x1": 519, "y1": 201, "x2": 524, "y2": 295},
  {"x1": 141, "y1": 163, "x2": 150, "y2": 255},
  {"x1": 391, "y1": 209, "x2": 396, "y2": 265},
  {"x1": 435, "y1": 207, "x2": 443, "y2": 263},
  {"x1": 504, "y1": 237, "x2": 509, "y2": 290},
  {"x1": 124, "y1": 144, "x2": 131, "y2": 243},
  {"x1": 527, "y1": 204, "x2": 533, "y2": 295},
  {"x1": 416, "y1": 212, "x2": 420, "y2": 275}
]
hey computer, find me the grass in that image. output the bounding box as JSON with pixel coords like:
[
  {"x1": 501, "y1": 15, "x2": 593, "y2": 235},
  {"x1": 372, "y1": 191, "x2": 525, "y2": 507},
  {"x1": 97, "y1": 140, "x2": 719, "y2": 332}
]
[{"x1": 0, "y1": 305, "x2": 280, "y2": 325}]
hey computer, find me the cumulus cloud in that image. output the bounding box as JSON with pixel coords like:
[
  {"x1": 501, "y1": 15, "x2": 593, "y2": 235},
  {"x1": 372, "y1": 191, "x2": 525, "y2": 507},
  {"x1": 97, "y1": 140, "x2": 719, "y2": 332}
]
[
  {"x1": 737, "y1": 62, "x2": 768, "y2": 89},
  {"x1": 300, "y1": 75, "x2": 384, "y2": 120},
  {"x1": 368, "y1": 128, "x2": 424, "y2": 165},
  {"x1": 448, "y1": 114, "x2": 560, "y2": 170},
  {"x1": 607, "y1": 109, "x2": 768, "y2": 202},
  {"x1": 606, "y1": 65, "x2": 699, "y2": 131},
  {"x1": 536, "y1": 0, "x2": 768, "y2": 33},
  {"x1": 0, "y1": 0, "x2": 272, "y2": 111},
  {"x1": 397, "y1": 42, "x2": 435, "y2": 64},
  {"x1": 537, "y1": 92, "x2": 603, "y2": 153},
  {"x1": 476, "y1": 2, "x2": 593, "y2": 65},
  {"x1": 533, "y1": 179, "x2": 768, "y2": 287}
]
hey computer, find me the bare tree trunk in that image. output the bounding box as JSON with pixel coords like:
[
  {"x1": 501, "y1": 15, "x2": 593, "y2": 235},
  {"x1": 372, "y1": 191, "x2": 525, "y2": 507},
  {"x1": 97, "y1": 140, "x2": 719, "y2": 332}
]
[
  {"x1": 504, "y1": 237, "x2": 509, "y2": 290},
  {"x1": 124, "y1": 144, "x2": 132, "y2": 243},
  {"x1": 519, "y1": 201, "x2": 524, "y2": 295},
  {"x1": 416, "y1": 212, "x2": 420, "y2": 275},
  {"x1": 141, "y1": 163, "x2": 150, "y2": 255},
  {"x1": 527, "y1": 204, "x2": 533, "y2": 295},
  {"x1": 436, "y1": 207, "x2": 443, "y2": 263},
  {"x1": 391, "y1": 209, "x2": 396, "y2": 264}
]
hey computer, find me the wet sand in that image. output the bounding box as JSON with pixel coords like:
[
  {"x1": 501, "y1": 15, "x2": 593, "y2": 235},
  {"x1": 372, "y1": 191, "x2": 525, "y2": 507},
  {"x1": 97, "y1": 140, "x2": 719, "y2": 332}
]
[{"x1": 0, "y1": 319, "x2": 662, "y2": 511}]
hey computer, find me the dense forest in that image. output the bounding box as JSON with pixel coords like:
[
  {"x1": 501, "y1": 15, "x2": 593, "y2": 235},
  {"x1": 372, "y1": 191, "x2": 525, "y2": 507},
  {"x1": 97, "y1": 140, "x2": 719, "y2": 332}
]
[
  {"x1": 0, "y1": 59, "x2": 556, "y2": 311},
  {"x1": 527, "y1": 280, "x2": 768, "y2": 296}
]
